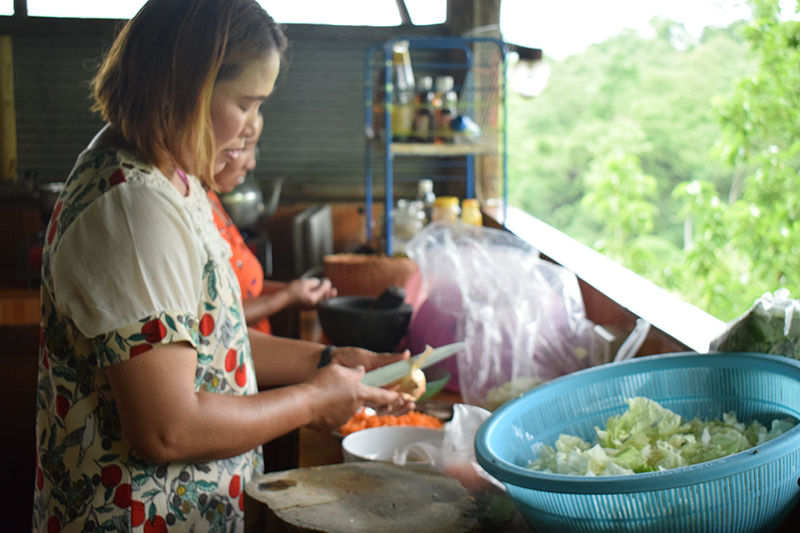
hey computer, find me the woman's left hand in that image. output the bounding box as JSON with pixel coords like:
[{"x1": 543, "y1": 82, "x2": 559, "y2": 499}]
[
  {"x1": 331, "y1": 347, "x2": 410, "y2": 372},
  {"x1": 287, "y1": 277, "x2": 336, "y2": 309}
]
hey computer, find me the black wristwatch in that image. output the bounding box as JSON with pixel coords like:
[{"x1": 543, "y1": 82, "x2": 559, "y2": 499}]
[{"x1": 318, "y1": 345, "x2": 335, "y2": 368}]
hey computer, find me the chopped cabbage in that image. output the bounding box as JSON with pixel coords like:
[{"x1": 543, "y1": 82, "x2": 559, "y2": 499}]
[{"x1": 527, "y1": 397, "x2": 796, "y2": 476}]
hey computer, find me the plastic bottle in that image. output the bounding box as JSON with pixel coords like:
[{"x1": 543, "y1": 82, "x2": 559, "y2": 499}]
[
  {"x1": 391, "y1": 41, "x2": 415, "y2": 142},
  {"x1": 415, "y1": 179, "x2": 435, "y2": 224},
  {"x1": 450, "y1": 115, "x2": 481, "y2": 144},
  {"x1": 433, "y1": 76, "x2": 457, "y2": 144},
  {"x1": 412, "y1": 76, "x2": 435, "y2": 143},
  {"x1": 431, "y1": 196, "x2": 460, "y2": 224},
  {"x1": 392, "y1": 199, "x2": 425, "y2": 255},
  {"x1": 460, "y1": 198, "x2": 483, "y2": 226}
]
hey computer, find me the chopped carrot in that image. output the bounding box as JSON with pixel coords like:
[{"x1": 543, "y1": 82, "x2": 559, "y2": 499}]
[{"x1": 338, "y1": 409, "x2": 443, "y2": 436}]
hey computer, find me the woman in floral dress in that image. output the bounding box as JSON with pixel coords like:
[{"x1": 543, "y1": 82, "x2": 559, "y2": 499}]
[{"x1": 32, "y1": 1, "x2": 411, "y2": 531}]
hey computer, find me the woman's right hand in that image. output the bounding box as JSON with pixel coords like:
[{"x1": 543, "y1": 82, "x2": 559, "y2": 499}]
[{"x1": 302, "y1": 363, "x2": 411, "y2": 432}]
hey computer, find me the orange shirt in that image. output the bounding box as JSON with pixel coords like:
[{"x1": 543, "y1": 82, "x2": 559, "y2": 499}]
[{"x1": 208, "y1": 190, "x2": 272, "y2": 334}]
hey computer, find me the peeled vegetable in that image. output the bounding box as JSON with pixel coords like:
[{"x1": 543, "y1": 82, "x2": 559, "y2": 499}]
[
  {"x1": 388, "y1": 345, "x2": 433, "y2": 401},
  {"x1": 527, "y1": 397, "x2": 796, "y2": 476}
]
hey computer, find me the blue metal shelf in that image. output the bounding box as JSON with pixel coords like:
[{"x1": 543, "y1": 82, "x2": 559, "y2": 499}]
[{"x1": 364, "y1": 36, "x2": 508, "y2": 255}]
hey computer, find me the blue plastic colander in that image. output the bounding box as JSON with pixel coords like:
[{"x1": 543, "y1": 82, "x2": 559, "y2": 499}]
[{"x1": 474, "y1": 352, "x2": 800, "y2": 533}]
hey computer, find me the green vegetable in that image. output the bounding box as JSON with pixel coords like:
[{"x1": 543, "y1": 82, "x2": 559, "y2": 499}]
[
  {"x1": 527, "y1": 397, "x2": 796, "y2": 476},
  {"x1": 710, "y1": 290, "x2": 800, "y2": 360}
]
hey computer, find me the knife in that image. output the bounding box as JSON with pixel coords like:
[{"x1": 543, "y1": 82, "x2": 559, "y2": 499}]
[{"x1": 361, "y1": 342, "x2": 465, "y2": 388}]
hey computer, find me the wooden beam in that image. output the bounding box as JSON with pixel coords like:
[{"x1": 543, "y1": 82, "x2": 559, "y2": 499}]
[
  {"x1": 0, "y1": 35, "x2": 17, "y2": 181},
  {"x1": 446, "y1": 0, "x2": 474, "y2": 36},
  {"x1": 13, "y1": 0, "x2": 27, "y2": 17},
  {"x1": 446, "y1": 0, "x2": 501, "y2": 36}
]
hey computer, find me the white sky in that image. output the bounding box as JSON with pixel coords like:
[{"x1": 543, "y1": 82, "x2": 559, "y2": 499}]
[
  {"x1": 502, "y1": 0, "x2": 799, "y2": 59},
  {"x1": 3, "y1": 0, "x2": 798, "y2": 60},
  {"x1": 501, "y1": 0, "x2": 752, "y2": 59}
]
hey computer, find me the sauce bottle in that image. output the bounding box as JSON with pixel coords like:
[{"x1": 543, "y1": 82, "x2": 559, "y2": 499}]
[
  {"x1": 412, "y1": 76, "x2": 435, "y2": 143},
  {"x1": 391, "y1": 40, "x2": 415, "y2": 142},
  {"x1": 460, "y1": 198, "x2": 483, "y2": 226},
  {"x1": 433, "y1": 76, "x2": 457, "y2": 144}
]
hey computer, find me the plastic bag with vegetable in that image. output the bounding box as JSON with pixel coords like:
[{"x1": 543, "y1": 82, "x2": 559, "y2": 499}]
[
  {"x1": 404, "y1": 223, "x2": 612, "y2": 408},
  {"x1": 709, "y1": 289, "x2": 800, "y2": 359}
]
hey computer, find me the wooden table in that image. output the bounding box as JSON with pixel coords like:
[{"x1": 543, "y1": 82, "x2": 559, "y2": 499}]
[{"x1": 293, "y1": 311, "x2": 800, "y2": 530}]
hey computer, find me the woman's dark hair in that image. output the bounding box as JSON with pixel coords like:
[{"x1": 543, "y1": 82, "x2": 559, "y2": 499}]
[{"x1": 92, "y1": 0, "x2": 287, "y2": 185}]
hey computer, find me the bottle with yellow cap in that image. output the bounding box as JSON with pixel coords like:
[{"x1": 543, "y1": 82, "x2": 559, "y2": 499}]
[
  {"x1": 431, "y1": 196, "x2": 460, "y2": 224},
  {"x1": 460, "y1": 198, "x2": 483, "y2": 226}
]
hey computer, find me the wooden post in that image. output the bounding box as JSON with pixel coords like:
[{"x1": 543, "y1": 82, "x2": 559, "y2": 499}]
[{"x1": 0, "y1": 35, "x2": 17, "y2": 181}]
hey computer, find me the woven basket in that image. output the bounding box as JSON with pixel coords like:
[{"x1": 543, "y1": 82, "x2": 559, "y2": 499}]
[{"x1": 323, "y1": 254, "x2": 418, "y2": 297}]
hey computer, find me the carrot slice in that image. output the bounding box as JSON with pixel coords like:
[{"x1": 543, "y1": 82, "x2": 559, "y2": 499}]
[{"x1": 338, "y1": 409, "x2": 443, "y2": 436}]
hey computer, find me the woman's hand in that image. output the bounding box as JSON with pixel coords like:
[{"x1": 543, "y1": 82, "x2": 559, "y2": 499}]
[
  {"x1": 330, "y1": 347, "x2": 410, "y2": 372},
  {"x1": 302, "y1": 364, "x2": 412, "y2": 432},
  {"x1": 286, "y1": 277, "x2": 336, "y2": 309}
]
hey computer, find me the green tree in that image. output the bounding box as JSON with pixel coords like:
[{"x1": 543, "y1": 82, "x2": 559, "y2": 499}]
[
  {"x1": 679, "y1": 0, "x2": 800, "y2": 319},
  {"x1": 508, "y1": 18, "x2": 755, "y2": 250},
  {"x1": 506, "y1": 8, "x2": 778, "y2": 322}
]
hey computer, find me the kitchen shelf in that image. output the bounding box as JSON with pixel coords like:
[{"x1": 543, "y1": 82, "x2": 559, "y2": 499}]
[
  {"x1": 364, "y1": 36, "x2": 508, "y2": 255},
  {"x1": 370, "y1": 141, "x2": 498, "y2": 156}
]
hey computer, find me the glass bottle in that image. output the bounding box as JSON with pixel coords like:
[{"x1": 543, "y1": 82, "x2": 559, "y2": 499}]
[
  {"x1": 460, "y1": 198, "x2": 483, "y2": 226},
  {"x1": 391, "y1": 40, "x2": 415, "y2": 142},
  {"x1": 412, "y1": 76, "x2": 435, "y2": 143},
  {"x1": 415, "y1": 179, "x2": 435, "y2": 224},
  {"x1": 433, "y1": 76, "x2": 457, "y2": 144},
  {"x1": 431, "y1": 196, "x2": 460, "y2": 224}
]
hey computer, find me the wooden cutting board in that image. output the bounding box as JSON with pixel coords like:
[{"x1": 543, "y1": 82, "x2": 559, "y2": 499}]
[{"x1": 244, "y1": 461, "x2": 478, "y2": 533}]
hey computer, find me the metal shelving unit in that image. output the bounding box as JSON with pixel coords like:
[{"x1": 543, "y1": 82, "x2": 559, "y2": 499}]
[{"x1": 364, "y1": 36, "x2": 508, "y2": 255}]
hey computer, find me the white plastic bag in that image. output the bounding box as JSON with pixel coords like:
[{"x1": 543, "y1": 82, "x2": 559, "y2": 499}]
[
  {"x1": 710, "y1": 289, "x2": 800, "y2": 359},
  {"x1": 393, "y1": 404, "x2": 519, "y2": 529},
  {"x1": 405, "y1": 223, "x2": 611, "y2": 408}
]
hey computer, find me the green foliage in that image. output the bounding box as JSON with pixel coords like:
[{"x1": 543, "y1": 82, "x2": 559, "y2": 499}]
[
  {"x1": 714, "y1": 0, "x2": 800, "y2": 291},
  {"x1": 507, "y1": 2, "x2": 800, "y2": 322}
]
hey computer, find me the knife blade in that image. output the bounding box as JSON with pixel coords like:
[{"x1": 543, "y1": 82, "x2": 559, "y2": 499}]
[{"x1": 360, "y1": 342, "x2": 465, "y2": 388}]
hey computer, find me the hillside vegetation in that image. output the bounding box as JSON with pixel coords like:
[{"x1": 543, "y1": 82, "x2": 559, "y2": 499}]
[{"x1": 508, "y1": 0, "x2": 800, "y2": 322}]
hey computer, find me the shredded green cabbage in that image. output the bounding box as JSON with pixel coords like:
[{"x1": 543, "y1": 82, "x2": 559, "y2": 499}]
[{"x1": 527, "y1": 397, "x2": 796, "y2": 476}]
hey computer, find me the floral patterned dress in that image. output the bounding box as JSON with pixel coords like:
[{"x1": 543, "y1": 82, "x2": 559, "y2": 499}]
[{"x1": 32, "y1": 147, "x2": 261, "y2": 533}]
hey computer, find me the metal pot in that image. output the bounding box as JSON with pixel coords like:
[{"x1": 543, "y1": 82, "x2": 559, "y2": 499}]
[{"x1": 220, "y1": 176, "x2": 284, "y2": 229}]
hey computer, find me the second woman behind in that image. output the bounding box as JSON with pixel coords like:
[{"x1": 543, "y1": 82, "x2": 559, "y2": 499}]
[{"x1": 209, "y1": 114, "x2": 335, "y2": 335}]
